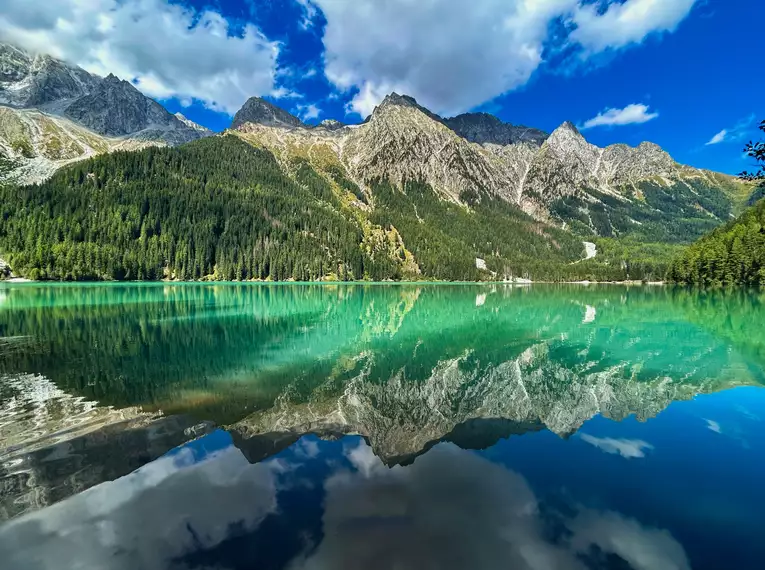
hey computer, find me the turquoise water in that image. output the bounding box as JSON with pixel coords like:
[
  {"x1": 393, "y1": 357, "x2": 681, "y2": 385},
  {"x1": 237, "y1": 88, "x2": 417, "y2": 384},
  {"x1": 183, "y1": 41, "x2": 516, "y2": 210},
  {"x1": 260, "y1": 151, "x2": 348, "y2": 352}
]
[{"x1": 0, "y1": 283, "x2": 764, "y2": 569}]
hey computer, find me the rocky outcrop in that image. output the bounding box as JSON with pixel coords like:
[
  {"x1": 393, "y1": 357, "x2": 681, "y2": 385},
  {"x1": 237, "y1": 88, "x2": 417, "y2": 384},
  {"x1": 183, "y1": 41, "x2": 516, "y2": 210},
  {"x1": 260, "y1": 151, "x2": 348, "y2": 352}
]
[
  {"x1": 0, "y1": 44, "x2": 211, "y2": 184},
  {"x1": 174, "y1": 112, "x2": 212, "y2": 135},
  {"x1": 63, "y1": 74, "x2": 199, "y2": 142},
  {"x1": 230, "y1": 92, "x2": 748, "y2": 227},
  {"x1": 231, "y1": 96, "x2": 304, "y2": 130},
  {"x1": 0, "y1": 45, "x2": 99, "y2": 108},
  {"x1": 445, "y1": 112, "x2": 548, "y2": 147},
  {"x1": 315, "y1": 118, "x2": 345, "y2": 131}
]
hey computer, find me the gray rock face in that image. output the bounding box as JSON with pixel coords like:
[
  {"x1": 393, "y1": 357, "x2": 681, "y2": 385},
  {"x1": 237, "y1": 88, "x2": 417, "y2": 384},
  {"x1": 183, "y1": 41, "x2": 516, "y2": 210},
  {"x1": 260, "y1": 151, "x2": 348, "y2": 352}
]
[
  {"x1": 446, "y1": 112, "x2": 548, "y2": 146},
  {"x1": 371, "y1": 92, "x2": 445, "y2": 124},
  {"x1": 0, "y1": 43, "x2": 209, "y2": 184},
  {"x1": 230, "y1": 92, "x2": 742, "y2": 224},
  {"x1": 231, "y1": 97, "x2": 303, "y2": 129},
  {"x1": 174, "y1": 112, "x2": 212, "y2": 135},
  {"x1": 0, "y1": 44, "x2": 99, "y2": 108},
  {"x1": 342, "y1": 92, "x2": 518, "y2": 202},
  {"x1": 64, "y1": 74, "x2": 193, "y2": 139}
]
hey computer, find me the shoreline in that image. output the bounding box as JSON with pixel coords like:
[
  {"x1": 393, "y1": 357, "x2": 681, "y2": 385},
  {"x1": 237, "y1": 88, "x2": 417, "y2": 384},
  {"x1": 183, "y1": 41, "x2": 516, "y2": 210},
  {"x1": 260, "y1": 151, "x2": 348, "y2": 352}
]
[{"x1": 0, "y1": 278, "x2": 667, "y2": 286}]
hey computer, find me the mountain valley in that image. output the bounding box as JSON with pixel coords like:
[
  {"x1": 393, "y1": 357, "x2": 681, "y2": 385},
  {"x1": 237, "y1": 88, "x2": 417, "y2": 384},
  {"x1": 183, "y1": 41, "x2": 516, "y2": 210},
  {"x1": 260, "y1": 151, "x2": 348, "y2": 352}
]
[{"x1": 0, "y1": 42, "x2": 756, "y2": 282}]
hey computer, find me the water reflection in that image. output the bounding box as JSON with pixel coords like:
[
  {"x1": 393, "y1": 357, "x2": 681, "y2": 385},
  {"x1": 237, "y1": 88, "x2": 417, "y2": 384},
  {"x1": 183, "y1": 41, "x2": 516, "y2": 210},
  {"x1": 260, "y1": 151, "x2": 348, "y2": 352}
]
[
  {"x1": 4, "y1": 394, "x2": 764, "y2": 570},
  {"x1": 0, "y1": 284, "x2": 764, "y2": 568}
]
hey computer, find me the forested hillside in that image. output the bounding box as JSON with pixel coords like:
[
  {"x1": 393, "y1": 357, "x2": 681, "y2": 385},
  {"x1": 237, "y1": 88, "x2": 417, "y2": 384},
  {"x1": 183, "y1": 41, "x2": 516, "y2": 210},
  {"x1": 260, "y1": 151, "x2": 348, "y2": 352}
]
[
  {"x1": 0, "y1": 136, "x2": 393, "y2": 281},
  {"x1": 668, "y1": 195, "x2": 765, "y2": 287},
  {"x1": 0, "y1": 133, "x2": 745, "y2": 283},
  {"x1": 0, "y1": 135, "x2": 585, "y2": 282}
]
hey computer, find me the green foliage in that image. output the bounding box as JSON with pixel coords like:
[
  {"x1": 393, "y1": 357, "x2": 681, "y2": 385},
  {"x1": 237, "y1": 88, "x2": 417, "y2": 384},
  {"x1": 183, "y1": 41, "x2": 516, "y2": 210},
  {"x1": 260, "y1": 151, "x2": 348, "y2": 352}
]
[
  {"x1": 550, "y1": 179, "x2": 730, "y2": 245},
  {"x1": 748, "y1": 184, "x2": 765, "y2": 206},
  {"x1": 0, "y1": 135, "x2": 375, "y2": 282},
  {"x1": 0, "y1": 133, "x2": 743, "y2": 284},
  {"x1": 667, "y1": 198, "x2": 765, "y2": 287},
  {"x1": 10, "y1": 139, "x2": 34, "y2": 159}
]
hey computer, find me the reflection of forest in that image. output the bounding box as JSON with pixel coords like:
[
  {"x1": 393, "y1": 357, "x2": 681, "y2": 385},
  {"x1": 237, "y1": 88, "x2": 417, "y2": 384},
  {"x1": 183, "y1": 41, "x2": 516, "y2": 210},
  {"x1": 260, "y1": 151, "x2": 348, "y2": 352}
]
[
  {"x1": 0, "y1": 284, "x2": 763, "y2": 429},
  {"x1": 2, "y1": 284, "x2": 765, "y2": 521}
]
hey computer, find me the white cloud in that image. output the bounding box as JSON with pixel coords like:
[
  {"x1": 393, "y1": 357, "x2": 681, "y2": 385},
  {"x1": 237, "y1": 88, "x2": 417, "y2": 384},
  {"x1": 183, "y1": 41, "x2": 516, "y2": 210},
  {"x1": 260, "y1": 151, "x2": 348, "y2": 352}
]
[
  {"x1": 307, "y1": 0, "x2": 697, "y2": 117},
  {"x1": 581, "y1": 103, "x2": 660, "y2": 129},
  {"x1": 296, "y1": 103, "x2": 322, "y2": 121},
  {"x1": 0, "y1": 0, "x2": 280, "y2": 114},
  {"x1": 579, "y1": 433, "x2": 654, "y2": 458},
  {"x1": 706, "y1": 130, "x2": 728, "y2": 146},
  {"x1": 0, "y1": 438, "x2": 691, "y2": 570},
  {"x1": 570, "y1": 0, "x2": 699, "y2": 54},
  {"x1": 705, "y1": 114, "x2": 757, "y2": 146}
]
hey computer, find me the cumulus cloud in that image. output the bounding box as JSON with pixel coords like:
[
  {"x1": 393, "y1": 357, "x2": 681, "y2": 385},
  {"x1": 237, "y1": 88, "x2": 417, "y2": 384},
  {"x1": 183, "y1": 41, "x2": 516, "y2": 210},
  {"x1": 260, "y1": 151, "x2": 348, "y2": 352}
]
[
  {"x1": 0, "y1": 0, "x2": 279, "y2": 114},
  {"x1": 580, "y1": 103, "x2": 660, "y2": 129},
  {"x1": 0, "y1": 438, "x2": 691, "y2": 570},
  {"x1": 579, "y1": 433, "x2": 654, "y2": 458},
  {"x1": 307, "y1": 0, "x2": 698, "y2": 117},
  {"x1": 289, "y1": 441, "x2": 689, "y2": 570},
  {"x1": 296, "y1": 103, "x2": 322, "y2": 121},
  {"x1": 570, "y1": 0, "x2": 699, "y2": 54}
]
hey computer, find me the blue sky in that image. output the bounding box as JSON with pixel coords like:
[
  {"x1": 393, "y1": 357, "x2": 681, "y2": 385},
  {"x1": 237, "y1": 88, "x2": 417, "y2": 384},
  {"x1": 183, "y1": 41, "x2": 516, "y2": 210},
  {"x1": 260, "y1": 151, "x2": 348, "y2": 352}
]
[{"x1": 3, "y1": 0, "x2": 762, "y2": 174}]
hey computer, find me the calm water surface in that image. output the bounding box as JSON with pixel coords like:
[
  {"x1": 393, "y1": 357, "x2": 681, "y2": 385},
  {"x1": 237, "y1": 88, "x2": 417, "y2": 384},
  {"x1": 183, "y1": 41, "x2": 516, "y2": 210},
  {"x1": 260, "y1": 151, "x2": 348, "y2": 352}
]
[{"x1": 0, "y1": 283, "x2": 764, "y2": 569}]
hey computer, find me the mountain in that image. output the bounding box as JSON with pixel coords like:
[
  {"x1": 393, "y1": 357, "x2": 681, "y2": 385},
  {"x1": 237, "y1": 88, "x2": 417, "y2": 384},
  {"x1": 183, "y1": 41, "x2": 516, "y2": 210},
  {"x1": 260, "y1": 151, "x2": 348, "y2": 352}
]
[
  {"x1": 63, "y1": 73, "x2": 196, "y2": 140},
  {"x1": 0, "y1": 42, "x2": 754, "y2": 282},
  {"x1": 174, "y1": 112, "x2": 212, "y2": 134},
  {"x1": 0, "y1": 43, "x2": 208, "y2": 184},
  {"x1": 444, "y1": 112, "x2": 548, "y2": 146},
  {"x1": 231, "y1": 96, "x2": 304, "y2": 129},
  {"x1": 668, "y1": 193, "x2": 765, "y2": 287},
  {"x1": 230, "y1": 92, "x2": 751, "y2": 245},
  {"x1": 0, "y1": 44, "x2": 100, "y2": 108}
]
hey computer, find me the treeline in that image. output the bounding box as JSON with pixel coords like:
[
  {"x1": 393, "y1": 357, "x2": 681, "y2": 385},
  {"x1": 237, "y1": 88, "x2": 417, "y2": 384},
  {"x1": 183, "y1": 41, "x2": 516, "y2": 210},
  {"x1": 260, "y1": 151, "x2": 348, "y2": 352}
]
[
  {"x1": 667, "y1": 195, "x2": 765, "y2": 287},
  {"x1": 0, "y1": 133, "x2": 696, "y2": 283},
  {"x1": 0, "y1": 135, "x2": 399, "y2": 282}
]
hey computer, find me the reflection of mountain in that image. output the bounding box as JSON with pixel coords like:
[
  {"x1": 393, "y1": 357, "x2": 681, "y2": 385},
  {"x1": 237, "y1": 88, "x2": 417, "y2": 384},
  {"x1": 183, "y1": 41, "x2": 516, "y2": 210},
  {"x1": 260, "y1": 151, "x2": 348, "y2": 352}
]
[
  {"x1": 1, "y1": 284, "x2": 764, "y2": 513},
  {"x1": 229, "y1": 334, "x2": 752, "y2": 465},
  {"x1": 0, "y1": 415, "x2": 213, "y2": 521}
]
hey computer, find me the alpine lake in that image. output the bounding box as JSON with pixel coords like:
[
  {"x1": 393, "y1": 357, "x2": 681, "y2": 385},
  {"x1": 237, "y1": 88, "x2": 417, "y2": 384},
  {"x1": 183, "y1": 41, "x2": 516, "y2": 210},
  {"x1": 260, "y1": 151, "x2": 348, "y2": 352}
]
[{"x1": 0, "y1": 282, "x2": 763, "y2": 570}]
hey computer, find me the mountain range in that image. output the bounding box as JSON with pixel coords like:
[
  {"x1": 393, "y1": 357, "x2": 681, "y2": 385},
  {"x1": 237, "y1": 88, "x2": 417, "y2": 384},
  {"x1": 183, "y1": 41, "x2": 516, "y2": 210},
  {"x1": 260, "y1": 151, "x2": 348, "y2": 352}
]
[
  {"x1": 0, "y1": 42, "x2": 755, "y2": 282},
  {"x1": 0, "y1": 44, "x2": 208, "y2": 183}
]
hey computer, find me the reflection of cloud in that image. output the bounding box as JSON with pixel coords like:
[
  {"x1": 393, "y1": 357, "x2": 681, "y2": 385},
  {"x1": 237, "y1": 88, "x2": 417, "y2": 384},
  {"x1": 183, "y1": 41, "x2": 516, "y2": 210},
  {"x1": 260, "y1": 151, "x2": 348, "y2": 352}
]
[
  {"x1": 583, "y1": 305, "x2": 597, "y2": 324},
  {"x1": 0, "y1": 446, "x2": 278, "y2": 570},
  {"x1": 578, "y1": 433, "x2": 654, "y2": 459},
  {"x1": 569, "y1": 509, "x2": 691, "y2": 570},
  {"x1": 705, "y1": 419, "x2": 721, "y2": 433},
  {"x1": 294, "y1": 438, "x2": 320, "y2": 458},
  {"x1": 289, "y1": 441, "x2": 687, "y2": 570}
]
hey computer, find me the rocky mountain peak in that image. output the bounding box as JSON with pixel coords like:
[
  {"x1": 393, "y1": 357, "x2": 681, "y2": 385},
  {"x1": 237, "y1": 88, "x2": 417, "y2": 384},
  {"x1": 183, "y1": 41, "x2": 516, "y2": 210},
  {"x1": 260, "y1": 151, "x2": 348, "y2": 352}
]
[
  {"x1": 445, "y1": 112, "x2": 548, "y2": 147},
  {"x1": 371, "y1": 92, "x2": 445, "y2": 124},
  {"x1": 61, "y1": 72, "x2": 202, "y2": 143},
  {"x1": 174, "y1": 112, "x2": 212, "y2": 134},
  {"x1": 315, "y1": 118, "x2": 345, "y2": 131},
  {"x1": 231, "y1": 97, "x2": 304, "y2": 130},
  {"x1": 379, "y1": 92, "x2": 419, "y2": 109},
  {"x1": 0, "y1": 43, "x2": 100, "y2": 108},
  {"x1": 545, "y1": 121, "x2": 595, "y2": 157}
]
